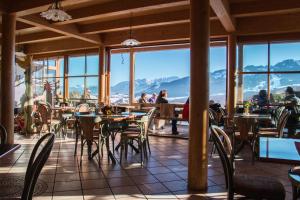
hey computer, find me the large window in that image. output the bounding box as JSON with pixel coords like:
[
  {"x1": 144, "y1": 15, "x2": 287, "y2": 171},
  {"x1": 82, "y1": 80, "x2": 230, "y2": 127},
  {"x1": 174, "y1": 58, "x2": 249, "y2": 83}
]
[
  {"x1": 67, "y1": 54, "x2": 99, "y2": 104},
  {"x1": 135, "y1": 49, "x2": 190, "y2": 104},
  {"x1": 210, "y1": 46, "x2": 227, "y2": 106},
  {"x1": 32, "y1": 58, "x2": 64, "y2": 105},
  {"x1": 110, "y1": 53, "x2": 130, "y2": 104},
  {"x1": 237, "y1": 42, "x2": 300, "y2": 103}
]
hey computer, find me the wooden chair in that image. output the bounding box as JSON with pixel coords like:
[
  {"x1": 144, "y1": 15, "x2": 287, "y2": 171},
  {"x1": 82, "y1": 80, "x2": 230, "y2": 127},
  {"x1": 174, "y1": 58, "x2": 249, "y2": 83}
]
[
  {"x1": 4, "y1": 133, "x2": 55, "y2": 200},
  {"x1": 0, "y1": 124, "x2": 7, "y2": 145},
  {"x1": 119, "y1": 108, "x2": 156, "y2": 165},
  {"x1": 256, "y1": 109, "x2": 290, "y2": 138},
  {"x1": 37, "y1": 103, "x2": 52, "y2": 134},
  {"x1": 211, "y1": 125, "x2": 285, "y2": 200},
  {"x1": 79, "y1": 116, "x2": 101, "y2": 166},
  {"x1": 76, "y1": 103, "x2": 90, "y2": 113}
]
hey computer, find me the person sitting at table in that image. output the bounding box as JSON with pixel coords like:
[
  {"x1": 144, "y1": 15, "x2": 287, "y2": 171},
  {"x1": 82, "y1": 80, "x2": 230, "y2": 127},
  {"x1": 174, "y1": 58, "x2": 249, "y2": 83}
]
[
  {"x1": 256, "y1": 89, "x2": 269, "y2": 107},
  {"x1": 284, "y1": 87, "x2": 300, "y2": 136},
  {"x1": 148, "y1": 93, "x2": 157, "y2": 103},
  {"x1": 138, "y1": 93, "x2": 148, "y2": 104},
  {"x1": 156, "y1": 90, "x2": 178, "y2": 135}
]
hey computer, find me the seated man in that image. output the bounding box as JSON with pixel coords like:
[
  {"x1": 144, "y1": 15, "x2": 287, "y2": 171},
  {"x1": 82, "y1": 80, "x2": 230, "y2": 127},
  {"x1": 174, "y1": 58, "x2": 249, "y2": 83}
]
[{"x1": 284, "y1": 87, "x2": 300, "y2": 136}]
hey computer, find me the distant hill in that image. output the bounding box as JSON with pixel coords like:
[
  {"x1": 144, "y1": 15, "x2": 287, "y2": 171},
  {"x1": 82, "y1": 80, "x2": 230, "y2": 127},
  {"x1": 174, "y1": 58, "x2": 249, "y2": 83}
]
[{"x1": 68, "y1": 59, "x2": 300, "y2": 103}]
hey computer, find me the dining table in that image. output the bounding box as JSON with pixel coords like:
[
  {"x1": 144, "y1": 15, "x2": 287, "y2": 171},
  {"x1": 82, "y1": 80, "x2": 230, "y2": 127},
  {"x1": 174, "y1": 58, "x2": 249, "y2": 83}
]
[
  {"x1": 0, "y1": 144, "x2": 21, "y2": 159},
  {"x1": 75, "y1": 111, "x2": 146, "y2": 164},
  {"x1": 233, "y1": 113, "x2": 271, "y2": 155}
]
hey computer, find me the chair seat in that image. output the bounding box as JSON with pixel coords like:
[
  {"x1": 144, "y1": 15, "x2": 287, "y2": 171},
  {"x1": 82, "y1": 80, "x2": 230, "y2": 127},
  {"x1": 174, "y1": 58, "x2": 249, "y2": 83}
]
[
  {"x1": 122, "y1": 131, "x2": 140, "y2": 138},
  {"x1": 258, "y1": 130, "x2": 278, "y2": 136},
  {"x1": 259, "y1": 127, "x2": 277, "y2": 132},
  {"x1": 234, "y1": 174, "x2": 285, "y2": 200}
]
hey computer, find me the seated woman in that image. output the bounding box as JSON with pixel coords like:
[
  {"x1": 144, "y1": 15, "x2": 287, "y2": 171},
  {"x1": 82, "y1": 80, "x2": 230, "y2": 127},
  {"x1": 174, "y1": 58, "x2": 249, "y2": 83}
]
[
  {"x1": 138, "y1": 93, "x2": 148, "y2": 104},
  {"x1": 156, "y1": 90, "x2": 178, "y2": 135}
]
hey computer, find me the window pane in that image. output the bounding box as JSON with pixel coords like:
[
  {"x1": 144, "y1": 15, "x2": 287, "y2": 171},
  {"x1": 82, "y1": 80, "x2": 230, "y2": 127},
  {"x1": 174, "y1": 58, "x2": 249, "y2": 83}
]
[
  {"x1": 15, "y1": 64, "x2": 26, "y2": 107},
  {"x1": 86, "y1": 77, "x2": 98, "y2": 100},
  {"x1": 210, "y1": 46, "x2": 227, "y2": 106},
  {"x1": 86, "y1": 54, "x2": 99, "y2": 75},
  {"x1": 48, "y1": 59, "x2": 56, "y2": 67},
  {"x1": 135, "y1": 49, "x2": 190, "y2": 104},
  {"x1": 69, "y1": 56, "x2": 85, "y2": 76},
  {"x1": 47, "y1": 69, "x2": 56, "y2": 77},
  {"x1": 32, "y1": 79, "x2": 44, "y2": 101},
  {"x1": 110, "y1": 53, "x2": 130, "y2": 104},
  {"x1": 242, "y1": 74, "x2": 268, "y2": 101},
  {"x1": 59, "y1": 58, "x2": 64, "y2": 77},
  {"x1": 68, "y1": 77, "x2": 84, "y2": 99},
  {"x1": 243, "y1": 44, "x2": 268, "y2": 72},
  {"x1": 270, "y1": 42, "x2": 300, "y2": 72},
  {"x1": 270, "y1": 74, "x2": 300, "y2": 102}
]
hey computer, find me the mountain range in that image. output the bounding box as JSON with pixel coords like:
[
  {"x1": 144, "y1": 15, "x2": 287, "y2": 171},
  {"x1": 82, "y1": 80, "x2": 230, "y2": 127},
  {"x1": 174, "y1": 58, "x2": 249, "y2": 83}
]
[{"x1": 69, "y1": 59, "x2": 300, "y2": 104}]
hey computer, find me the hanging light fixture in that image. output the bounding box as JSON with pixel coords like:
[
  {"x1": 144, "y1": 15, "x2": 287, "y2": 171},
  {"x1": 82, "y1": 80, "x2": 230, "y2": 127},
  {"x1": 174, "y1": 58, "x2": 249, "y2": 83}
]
[
  {"x1": 40, "y1": 0, "x2": 72, "y2": 22},
  {"x1": 121, "y1": 12, "x2": 141, "y2": 47}
]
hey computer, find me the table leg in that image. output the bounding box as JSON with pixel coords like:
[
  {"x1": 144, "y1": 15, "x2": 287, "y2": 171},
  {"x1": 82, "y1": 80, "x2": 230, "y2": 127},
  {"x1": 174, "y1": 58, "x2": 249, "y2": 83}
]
[
  {"x1": 292, "y1": 185, "x2": 298, "y2": 200},
  {"x1": 106, "y1": 136, "x2": 116, "y2": 164},
  {"x1": 87, "y1": 140, "x2": 92, "y2": 160}
]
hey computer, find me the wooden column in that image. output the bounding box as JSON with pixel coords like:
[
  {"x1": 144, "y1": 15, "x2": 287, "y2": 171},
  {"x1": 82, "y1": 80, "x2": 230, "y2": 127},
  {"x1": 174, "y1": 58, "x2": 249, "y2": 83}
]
[
  {"x1": 99, "y1": 46, "x2": 106, "y2": 104},
  {"x1": 63, "y1": 55, "x2": 69, "y2": 100},
  {"x1": 24, "y1": 57, "x2": 33, "y2": 134},
  {"x1": 105, "y1": 49, "x2": 111, "y2": 105},
  {"x1": 237, "y1": 44, "x2": 243, "y2": 103},
  {"x1": 1, "y1": 13, "x2": 16, "y2": 144},
  {"x1": 227, "y1": 34, "x2": 237, "y2": 118},
  {"x1": 129, "y1": 49, "x2": 135, "y2": 105},
  {"x1": 188, "y1": 0, "x2": 209, "y2": 191}
]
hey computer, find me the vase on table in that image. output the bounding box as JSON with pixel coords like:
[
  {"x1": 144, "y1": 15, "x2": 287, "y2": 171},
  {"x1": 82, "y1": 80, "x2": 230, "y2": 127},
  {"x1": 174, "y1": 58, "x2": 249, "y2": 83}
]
[{"x1": 244, "y1": 107, "x2": 249, "y2": 115}]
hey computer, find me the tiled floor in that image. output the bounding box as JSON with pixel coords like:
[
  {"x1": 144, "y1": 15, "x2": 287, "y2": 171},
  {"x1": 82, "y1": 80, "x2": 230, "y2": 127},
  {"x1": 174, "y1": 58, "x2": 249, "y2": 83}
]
[{"x1": 0, "y1": 132, "x2": 295, "y2": 199}]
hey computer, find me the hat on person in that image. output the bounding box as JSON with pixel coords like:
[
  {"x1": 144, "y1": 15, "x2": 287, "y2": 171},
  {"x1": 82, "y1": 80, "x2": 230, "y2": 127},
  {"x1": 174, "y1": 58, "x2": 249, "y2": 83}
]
[{"x1": 286, "y1": 86, "x2": 295, "y2": 94}]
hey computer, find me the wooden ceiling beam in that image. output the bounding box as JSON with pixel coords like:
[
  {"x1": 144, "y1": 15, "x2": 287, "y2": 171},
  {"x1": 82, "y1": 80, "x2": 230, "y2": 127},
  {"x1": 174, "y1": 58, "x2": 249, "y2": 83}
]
[
  {"x1": 79, "y1": 9, "x2": 191, "y2": 34},
  {"x1": 25, "y1": 38, "x2": 99, "y2": 55},
  {"x1": 55, "y1": 0, "x2": 189, "y2": 25},
  {"x1": 232, "y1": 0, "x2": 300, "y2": 18},
  {"x1": 17, "y1": 15, "x2": 101, "y2": 44},
  {"x1": 210, "y1": 0, "x2": 235, "y2": 32},
  {"x1": 16, "y1": 31, "x2": 69, "y2": 44},
  {"x1": 7, "y1": 0, "x2": 97, "y2": 17},
  {"x1": 237, "y1": 13, "x2": 300, "y2": 35},
  {"x1": 101, "y1": 21, "x2": 226, "y2": 46},
  {"x1": 25, "y1": 21, "x2": 226, "y2": 55}
]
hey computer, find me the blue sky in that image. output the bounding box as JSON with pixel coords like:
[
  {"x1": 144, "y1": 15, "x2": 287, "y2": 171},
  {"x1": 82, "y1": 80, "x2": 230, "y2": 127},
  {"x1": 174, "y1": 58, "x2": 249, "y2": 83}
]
[
  {"x1": 110, "y1": 47, "x2": 227, "y2": 86},
  {"x1": 68, "y1": 42, "x2": 300, "y2": 87}
]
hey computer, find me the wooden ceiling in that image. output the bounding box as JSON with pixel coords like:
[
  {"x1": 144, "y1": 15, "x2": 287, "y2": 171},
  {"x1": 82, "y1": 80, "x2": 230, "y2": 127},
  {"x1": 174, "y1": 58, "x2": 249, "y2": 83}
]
[{"x1": 1, "y1": 0, "x2": 300, "y2": 56}]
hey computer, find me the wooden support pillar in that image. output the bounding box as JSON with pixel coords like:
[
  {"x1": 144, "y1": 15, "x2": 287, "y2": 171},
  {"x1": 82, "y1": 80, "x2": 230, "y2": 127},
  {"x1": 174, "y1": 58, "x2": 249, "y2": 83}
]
[
  {"x1": 99, "y1": 46, "x2": 106, "y2": 104},
  {"x1": 237, "y1": 44, "x2": 243, "y2": 103},
  {"x1": 188, "y1": 0, "x2": 209, "y2": 191},
  {"x1": 1, "y1": 13, "x2": 16, "y2": 144},
  {"x1": 24, "y1": 56, "x2": 33, "y2": 134},
  {"x1": 64, "y1": 55, "x2": 69, "y2": 100},
  {"x1": 129, "y1": 49, "x2": 135, "y2": 105},
  {"x1": 227, "y1": 34, "x2": 237, "y2": 118},
  {"x1": 105, "y1": 49, "x2": 111, "y2": 105}
]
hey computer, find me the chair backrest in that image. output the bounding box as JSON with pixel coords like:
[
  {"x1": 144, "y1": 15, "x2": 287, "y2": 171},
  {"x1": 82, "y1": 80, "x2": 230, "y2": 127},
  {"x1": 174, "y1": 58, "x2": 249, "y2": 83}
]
[
  {"x1": 37, "y1": 103, "x2": 51, "y2": 124},
  {"x1": 274, "y1": 106, "x2": 285, "y2": 126},
  {"x1": 210, "y1": 125, "x2": 234, "y2": 198},
  {"x1": 22, "y1": 133, "x2": 55, "y2": 200},
  {"x1": 76, "y1": 104, "x2": 90, "y2": 113},
  {"x1": 277, "y1": 110, "x2": 291, "y2": 137},
  {"x1": 146, "y1": 108, "x2": 156, "y2": 131},
  {"x1": 208, "y1": 108, "x2": 218, "y2": 126},
  {"x1": 79, "y1": 116, "x2": 100, "y2": 141},
  {"x1": 0, "y1": 124, "x2": 7, "y2": 145}
]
